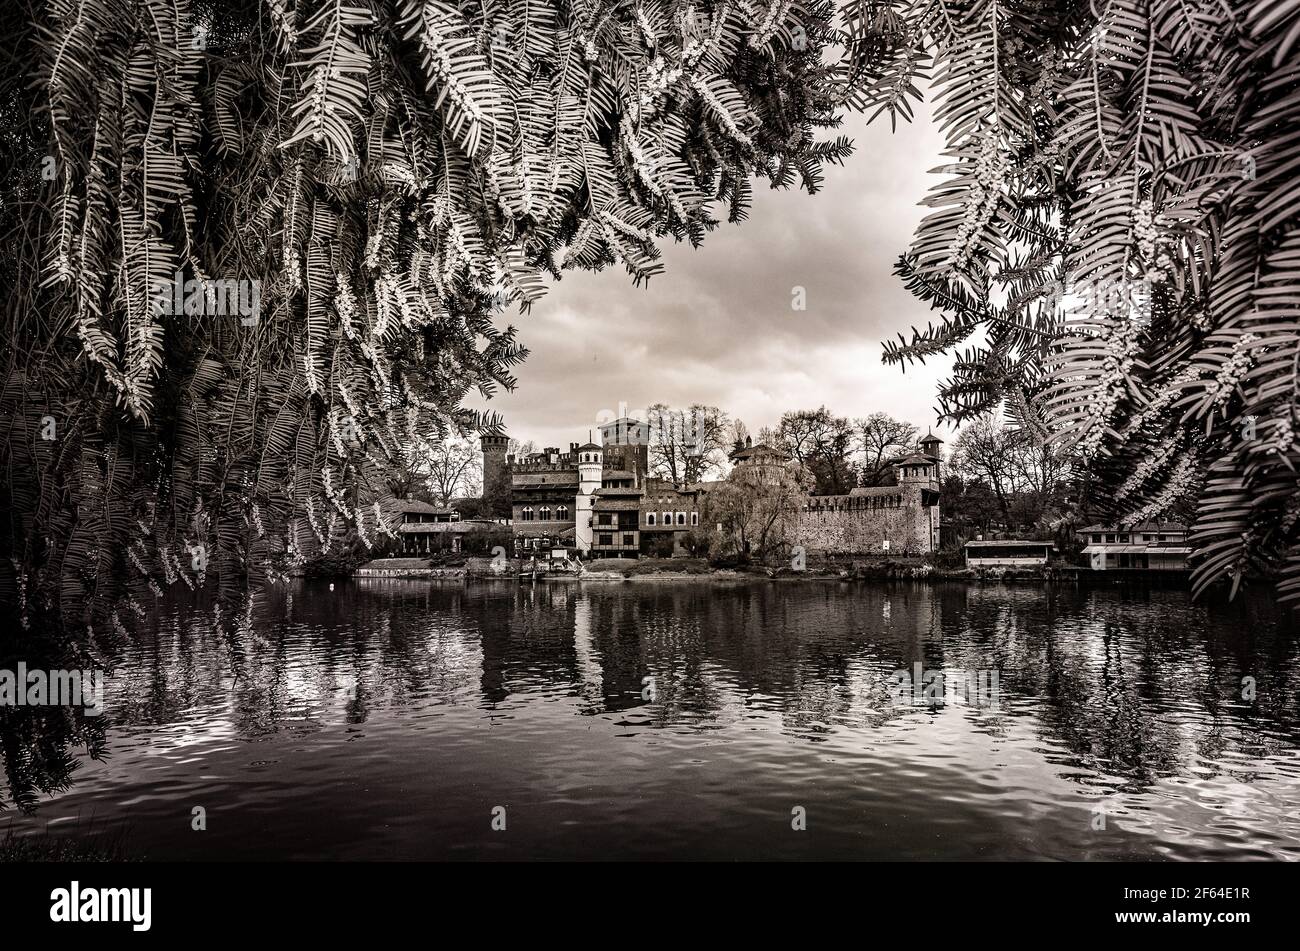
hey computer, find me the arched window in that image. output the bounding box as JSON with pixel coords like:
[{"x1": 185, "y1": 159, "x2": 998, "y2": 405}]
[
  {"x1": 662, "y1": 511, "x2": 671, "y2": 525},
  {"x1": 646, "y1": 512, "x2": 656, "y2": 526},
  {"x1": 676, "y1": 512, "x2": 686, "y2": 526},
  {"x1": 540, "y1": 506, "x2": 551, "y2": 521},
  {"x1": 556, "y1": 505, "x2": 568, "y2": 520}
]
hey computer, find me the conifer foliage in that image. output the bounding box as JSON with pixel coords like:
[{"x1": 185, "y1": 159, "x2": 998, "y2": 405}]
[
  {"x1": 846, "y1": 0, "x2": 1300, "y2": 601},
  {"x1": 0, "y1": 0, "x2": 849, "y2": 634}
]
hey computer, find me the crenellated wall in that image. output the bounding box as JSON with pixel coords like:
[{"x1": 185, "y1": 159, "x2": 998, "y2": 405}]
[{"x1": 793, "y1": 482, "x2": 939, "y2": 555}]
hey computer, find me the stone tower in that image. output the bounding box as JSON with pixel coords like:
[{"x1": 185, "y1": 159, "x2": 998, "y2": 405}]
[
  {"x1": 919, "y1": 432, "x2": 944, "y2": 480},
  {"x1": 480, "y1": 432, "x2": 510, "y2": 519},
  {"x1": 895, "y1": 452, "x2": 941, "y2": 553},
  {"x1": 599, "y1": 417, "x2": 649, "y2": 485},
  {"x1": 574, "y1": 440, "x2": 603, "y2": 553}
]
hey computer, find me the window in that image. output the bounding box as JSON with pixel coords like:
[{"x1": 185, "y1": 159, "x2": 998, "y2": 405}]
[
  {"x1": 599, "y1": 534, "x2": 613, "y2": 546},
  {"x1": 540, "y1": 506, "x2": 551, "y2": 521},
  {"x1": 1092, "y1": 534, "x2": 1102, "y2": 542},
  {"x1": 623, "y1": 534, "x2": 634, "y2": 547},
  {"x1": 556, "y1": 505, "x2": 568, "y2": 520},
  {"x1": 676, "y1": 512, "x2": 686, "y2": 526},
  {"x1": 1119, "y1": 534, "x2": 1129, "y2": 543},
  {"x1": 691, "y1": 512, "x2": 698, "y2": 526},
  {"x1": 662, "y1": 511, "x2": 671, "y2": 525},
  {"x1": 1105, "y1": 534, "x2": 1115, "y2": 543},
  {"x1": 522, "y1": 506, "x2": 533, "y2": 521},
  {"x1": 646, "y1": 512, "x2": 656, "y2": 526}
]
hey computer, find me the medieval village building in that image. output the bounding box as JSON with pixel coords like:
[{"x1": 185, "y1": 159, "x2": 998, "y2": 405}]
[{"x1": 485, "y1": 422, "x2": 941, "y2": 559}]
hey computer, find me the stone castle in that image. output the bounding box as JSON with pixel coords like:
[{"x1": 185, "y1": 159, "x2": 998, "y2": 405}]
[
  {"x1": 792, "y1": 434, "x2": 942, "y2": 555},
  {"x1": 482, "y1": 423, "x2": 941, "y2": 558}
]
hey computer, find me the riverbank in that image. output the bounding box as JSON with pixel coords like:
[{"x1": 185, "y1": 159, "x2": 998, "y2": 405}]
[{"x1": 354, "y1": 555, "x2": 1196, "y2": 587}]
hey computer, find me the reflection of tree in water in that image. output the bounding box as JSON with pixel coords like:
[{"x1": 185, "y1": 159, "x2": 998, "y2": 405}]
[
  {"x1": 947, "y1": 584, "x2": 1300, "y2": 790},
  {"x1": 0, "y1": 703, "x2": 107, "y2": 813},
  {"x1": 6, "y1": 577, "x2": 1295, "y2": 817},
  {"x1": 0, "y1": 628, "x2": 111, "y2": 813}
]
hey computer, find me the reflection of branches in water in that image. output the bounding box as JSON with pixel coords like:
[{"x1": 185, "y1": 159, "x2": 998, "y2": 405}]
[
  {"x1": 104, "y1": 582, "x2": 484, "y2": 737},
  {"x1": 10, "y1": 578, "x2": 1295, "y2": 814},
  {"x1": 965, "y1": 586, "x2": 1300, "y2": 790},
  {"x1": 0, "y1": 704, "x2": 108, "y2": 813}
]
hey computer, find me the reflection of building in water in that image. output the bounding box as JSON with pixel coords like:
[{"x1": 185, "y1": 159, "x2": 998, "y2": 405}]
[{"x1": 571, "y1": 595, "x2": 604, "y2": 711}]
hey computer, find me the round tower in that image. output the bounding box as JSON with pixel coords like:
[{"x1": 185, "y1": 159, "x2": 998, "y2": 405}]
[{"x1": 574, "y1": 442, "x2": 602, "y2": 553}]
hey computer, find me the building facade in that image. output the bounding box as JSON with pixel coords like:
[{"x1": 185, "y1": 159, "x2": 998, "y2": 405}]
[
  {"x1": 492, "y1": 425, "x2": 943, "y2": 559},
  {"x1": 1079, "y1": 521, "x2": 1191, "y2": 570}
]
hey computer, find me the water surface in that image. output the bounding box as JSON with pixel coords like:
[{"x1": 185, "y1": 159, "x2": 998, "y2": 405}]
[{"x1": 2, "y1": 579, "x2": 1297, "y2": 861}]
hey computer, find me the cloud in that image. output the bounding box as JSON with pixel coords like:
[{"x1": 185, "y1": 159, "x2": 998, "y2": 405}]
[{"x1": 467, "y1": 93, "x2": 957, "y2": 449}]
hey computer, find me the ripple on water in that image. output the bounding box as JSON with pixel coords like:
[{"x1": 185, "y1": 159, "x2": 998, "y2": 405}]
[{"x1": 1, "y1": 580, "x2": 1296, "y2": 861}]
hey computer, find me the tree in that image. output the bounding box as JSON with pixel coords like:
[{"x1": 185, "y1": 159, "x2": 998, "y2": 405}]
[
  {"x1": 704, "y1": 454, "x2": 807, "y2": 561},
  {"x1": 847, "y1": 0, "x2": 1300, "y2": 601},
  {"x1": 949, "y1": 414, "x2": 1076, "y2": 533},
  {"x1": 856, "y1": 412, "x2": 918, "y2": 487},
  {"x1": 0, "y1": 0, "x2": 852, "y2": 633},
  {"x1": 777, "y1": 407, "x2": 856, "y2": 495},
  {"x1": 507, "y1": 438, "x2": 537, "y2": 460},
  {"x1": 421, "y1": 437, "x2": 483, "y2": 506},
  {"x1": 950, "y1": 418, "x2": 1022, "y2": 529},
  {"x1": 938, "y1": 473, "x2": 1003, "y2": 538},
  {"x1": 647, "y1": 403, "x2": 730, "y2": 486}
]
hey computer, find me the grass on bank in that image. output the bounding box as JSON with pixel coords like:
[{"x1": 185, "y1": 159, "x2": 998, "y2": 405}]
[{"x1": 0, "y1": 824, "x2": 134, "y2": 862}]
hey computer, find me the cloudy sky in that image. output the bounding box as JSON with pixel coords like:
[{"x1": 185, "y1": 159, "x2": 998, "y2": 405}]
[{"x1": 468, "y1": 93, "x2": 956, "y2": 452}]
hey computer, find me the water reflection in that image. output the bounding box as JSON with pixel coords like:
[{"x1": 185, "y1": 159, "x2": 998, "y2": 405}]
[{"x1": 1, "y1": 579, "x2": 1297, "y2": 860}]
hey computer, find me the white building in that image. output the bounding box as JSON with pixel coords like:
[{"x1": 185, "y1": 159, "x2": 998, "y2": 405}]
[{"x1": 1079, "y1": 521, "x2": 1191, "y2": 571}]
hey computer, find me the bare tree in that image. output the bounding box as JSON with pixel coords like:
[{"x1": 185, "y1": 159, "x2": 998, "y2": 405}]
[
  {"x1": 508, "y1": 438, "x2": 537, "y2": 459},
  {"x1": 647, "y1": 404, "x2": 731, "y2": 486},
  {"x1": 856, "y1": 412, "x2": 918, "y2": 486},
  {"x1": 949, "y1": 417, "x2": 1024, "y2": 529},
  {"x1": 777, "y1": 407, "x2": 856, "y2": 495},
  {"x1": 418, "y1": 438, "x2": 484, "y2": 506}
]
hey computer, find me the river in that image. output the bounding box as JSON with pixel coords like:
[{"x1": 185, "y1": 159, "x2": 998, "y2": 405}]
[{"x1": 1, "y1": 579, "x2": 1297, "y2": 860}]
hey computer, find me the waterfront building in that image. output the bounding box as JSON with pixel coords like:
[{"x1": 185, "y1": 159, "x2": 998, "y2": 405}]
[
  {"x1": 1078, "y1": 521, "x2": 1192, "y2": 571},
  {"x1": 490, "y1": 424, "x2": 942, "y2": 559},
  {"x1": 789, "y1": 437, "x2": 943, "y2": 556},
  {"x1": 963, "y1": 539, "x2": 1056, "y2": 567},
  {"x1": 396, "y1": 501, "x2": 501, "y2": 554}
]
